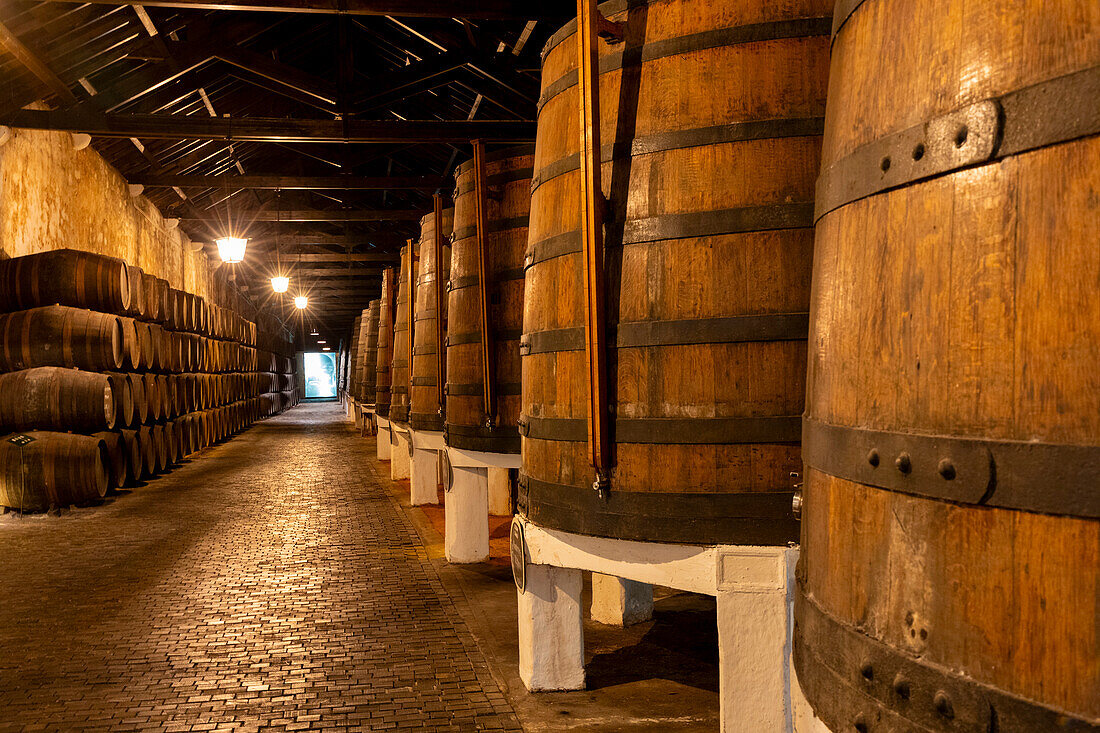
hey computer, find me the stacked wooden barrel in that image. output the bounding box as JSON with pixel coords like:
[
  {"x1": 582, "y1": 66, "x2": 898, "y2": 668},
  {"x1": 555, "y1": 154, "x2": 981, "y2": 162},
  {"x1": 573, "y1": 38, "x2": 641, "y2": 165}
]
[
  {"x1": 374, "y1": 269, "x2": 396, "y2": 417},
  {"x1": 519, "y1": 0, "x2": 830, "y2": 545},
  {"x1": 446, "y1": 145, "x2": 533, "y2": 453},
  {"x1": 0, "y1": 248, "x2": 299, "y2": 511},
  {"x1": 389, "y1": 244, "x2": 418, "y2": 426},
  {"x1": 410, "y1": 207, "x2": 453, "y2": 432},
  {"x1": 793, "y1": 3, "x2": 1100, "y2": 731}
]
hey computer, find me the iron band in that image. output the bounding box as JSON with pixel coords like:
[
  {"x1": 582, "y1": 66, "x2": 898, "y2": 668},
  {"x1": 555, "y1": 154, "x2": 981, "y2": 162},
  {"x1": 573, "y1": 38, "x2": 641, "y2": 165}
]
[
  {"x1": 815, "y1": 64, "x2": 1100, "y2": 221},
  {"x1": 518, "y1": 414, "x2": 801, "y2": 444},
  {"x1": 802, "y1": 416, "x2": 1100, "y2": 518}
]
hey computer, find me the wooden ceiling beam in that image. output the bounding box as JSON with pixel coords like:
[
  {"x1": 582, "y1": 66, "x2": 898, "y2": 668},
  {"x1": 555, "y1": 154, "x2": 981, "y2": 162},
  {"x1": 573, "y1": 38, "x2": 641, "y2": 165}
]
[
  {"x1": 180, "y1": 208, "x2": 420, "y2": 222},
  {"x1": 0, "y1": 19, "x2": 80, "y2": 105},
  {"x1": 133, "y1": 174, "x2": 442, "y2": 190},
  {"x1": 30, "y1": 0, "x2": 572, "y2": 21},
  {"x1": 0, "y1": 108, "x2": 535, "y2": 143}
]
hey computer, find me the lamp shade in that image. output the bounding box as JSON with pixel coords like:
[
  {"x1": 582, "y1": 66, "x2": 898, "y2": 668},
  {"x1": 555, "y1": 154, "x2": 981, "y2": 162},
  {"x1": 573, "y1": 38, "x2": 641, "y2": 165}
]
[
  {"x1": 270, "y1": 275, "x2": 290, "y2": 293},
  {"x1": 216, "y1": 236, "x2": 247, "y2": 264},
  {"x1": 294, "y1": 295, "x2": 308, "y2": 310}
]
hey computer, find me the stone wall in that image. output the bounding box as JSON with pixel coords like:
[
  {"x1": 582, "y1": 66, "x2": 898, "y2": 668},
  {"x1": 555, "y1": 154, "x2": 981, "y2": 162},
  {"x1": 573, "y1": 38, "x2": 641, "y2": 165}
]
[{"x1": 0, "y1": 124, "x2": 215, "y2": 300}]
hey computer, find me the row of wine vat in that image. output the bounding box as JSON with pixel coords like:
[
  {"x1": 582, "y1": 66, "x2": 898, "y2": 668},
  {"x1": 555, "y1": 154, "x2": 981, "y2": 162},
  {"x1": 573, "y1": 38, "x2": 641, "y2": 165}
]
[{"x1": 0, "y1": 248, "x2": 299, "y2": 512}]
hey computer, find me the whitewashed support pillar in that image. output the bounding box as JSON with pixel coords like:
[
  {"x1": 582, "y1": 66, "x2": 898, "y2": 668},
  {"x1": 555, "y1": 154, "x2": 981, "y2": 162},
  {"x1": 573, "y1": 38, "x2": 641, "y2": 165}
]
[
  {"x1": 518, "y1": 564, "x2": 585, "y2": 691},
  {"x1": 390, "y1": 428, "x2": 411, "y2": 480},
  {"x1": 590, "y1": 573, "x2": 653, "y2": 626},
  {"x1": 445, "y1": 466, "x2": 489, "y2": 563},
  {"x1": 715, "y1": 547, "x2": 798, "y2": 733},
  {"x1": 376, "y1": 417, "x2": 392, "y2": 461},
  {"x1": 410, "y1": 446, "x2": 440, "y2": 505}
]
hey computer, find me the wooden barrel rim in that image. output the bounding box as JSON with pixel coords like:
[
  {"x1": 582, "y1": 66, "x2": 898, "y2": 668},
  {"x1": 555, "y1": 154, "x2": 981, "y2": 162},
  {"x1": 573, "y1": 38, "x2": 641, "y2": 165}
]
[
  {"x1": 531, "y1": 117, "x2": 825, "y2": 194},
  {"x1": 519, "y1": 473, "x2": 798, "y2": 545},
  {"x1": 454, "y1": 144, "x2": 536, "y2": 176},
  {"x1": 537, "y1": 16, "x2": 831, "y2": 113},
  {"x1": 444, "y1": 424, "x2": 521, "y2": 454},
  {"x1": 454, "y1": 166, "x2": 534, "y2": 196},
  {"x1": 447, "y1": 328, "x2": 523, "y2": 346}
]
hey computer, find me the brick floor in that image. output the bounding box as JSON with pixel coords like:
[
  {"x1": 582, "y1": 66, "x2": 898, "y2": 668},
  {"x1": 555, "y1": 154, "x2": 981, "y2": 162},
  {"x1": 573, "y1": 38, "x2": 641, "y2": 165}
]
[{"x1": 0, "y1": 402, "x2": 522, "y2": 732}]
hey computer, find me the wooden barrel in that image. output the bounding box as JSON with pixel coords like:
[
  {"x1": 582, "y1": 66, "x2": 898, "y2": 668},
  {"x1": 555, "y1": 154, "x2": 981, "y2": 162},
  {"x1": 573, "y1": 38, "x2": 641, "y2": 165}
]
[
  {"x1": 136, "y1": 426, "x2": 155, "y2": 478},
  {"x1": 410, "y1": 207, "x2": 453, "y2": 432},
  {"x1": 358, "y1": 300, "x2": 381, "y2": 404},
  {"x1": 92, "y1": 431, "x2": 128, "y2": 490},
  {"x1": 793, "y1": 3, "x2": 1100, "y2": 731},
  {"x1": 389, "y1": 245, "x2": 418, "y2": 425},
  {"x1": 119, "y1": 316, "x2": 143, "y2": 371},
  {"x1": 152, "y1": 278, "x2": 171, "y2": 325},
  {"x1": 151, "y1": 424, "x2": 169, "y2": 472},
  {"x1": 446, "y1": 146, "x2": 533, "y2": 453},
  {"x1": 136, "y1": 320, "x2": 156, "y2": 370},
  {"x1": 375, "y1": 269, "x2": 397, "y2": 417},
  {"x1": 118, "y1": 428, "x2": 144, "y2": 484},
  {"x1": 126, "y1": 265, "x2": 146, "y2": 319},
  {"x1": 104, "y1": 372, "x2": 133, "y2": 429},
  {"x1": 0, "y1": 367, "x2": 115, "y2": 432},
  {"x1": 143, "y1": 373, "x2": 161, "y2": 423},
  {"x1": 519, "y1": 0, "x2": 829, "y2": 545},
  {"x1": 141, "y1": 272, "x2": 161, "y2": 323},
  {"x1": 0, "y1": 432, "x2": 107, "y2": 510},
  {"x1": 126, "y1": 372, "x2": 148, "y2": 427},
  {"x1": 0, "y1": 305, "x2": 124, "y2": 372},
  {"x1": 0, "y1": 249, "x2": 131, "y2": 315}
]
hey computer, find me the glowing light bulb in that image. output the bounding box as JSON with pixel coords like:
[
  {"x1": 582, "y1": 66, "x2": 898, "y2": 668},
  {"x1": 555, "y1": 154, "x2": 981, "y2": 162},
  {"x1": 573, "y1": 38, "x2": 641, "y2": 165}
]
[
  {"x1": 294, "y1": 296, "x2": 308, "y2": 310},
  {"x1": 270, "y1": 275, "x2": 289, "y2": 293},
  {"x1": 216, "y1": 237, "x2": 247, "y2": 263}
]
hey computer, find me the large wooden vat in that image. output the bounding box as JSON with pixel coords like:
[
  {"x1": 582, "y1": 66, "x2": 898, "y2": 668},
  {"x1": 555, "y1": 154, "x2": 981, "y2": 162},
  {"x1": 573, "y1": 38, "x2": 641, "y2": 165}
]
[
  {"x1": 0, "y1": 432, "x2": 108, "y2": 510},
  {"x1": 347, "y1": 313, "x2": 363, "y2": 399},
  {"x1": 519, "y1": 0, "x2": 830, "y2": 544},
  {"x1": 0, "y1": 249, "x2": 131, "y2": 315},
  {"x1": 0, "y1": 305, "x2": 124, "y2": 372},
  {"x1": 358, "y1": 299, "x2": 380, "y2": 404},
  {"x1": 793, "y1": 3, "x2": 1100, "y2": 731},
  {"x1": 389, "y1": 244, "x2": 418, "y2": 425},
  {"x1": 375, "y1": 269, "x2": 396, "y2": 417},
  {"x1": 446, "y1": 145, "x2": 533, "y2": 453},
  {"x1": 410, "y1": 207, "x2": 453, "y2": 432},
  {"x1": 0, "y1": 367, "x2": 115, "y2": 432}
]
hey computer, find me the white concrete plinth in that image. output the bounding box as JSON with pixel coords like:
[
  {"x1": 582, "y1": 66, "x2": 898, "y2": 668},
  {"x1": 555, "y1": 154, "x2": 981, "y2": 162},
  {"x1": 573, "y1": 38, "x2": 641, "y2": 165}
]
[
  {"x1": 390, "y1": 426, "x2": 410, "y2": 480},
  {"x1": 487, "y1": 467, "x2": 512, "y2": 516},
  {"x1": 515, "y1": 517, "x2": 816, "y2": 732},
  {"x1": 376, "y1": 416, "x2": 392, "y2": 461},
  {"x1": 410, "y1": 430, "x2": 444, "y2": 506},
  {"x1": 346, "y1": 399, "x2": 355, "y2": 420},
  {"x1": 518, "y1": 563, "x2": 584, "y2": 691},
  {"x1": 445, "y1": 466, "x2": 489, "y2": 563},
  {"x1": 590, "y1": 573, "x2": 653, "y2": 626}
]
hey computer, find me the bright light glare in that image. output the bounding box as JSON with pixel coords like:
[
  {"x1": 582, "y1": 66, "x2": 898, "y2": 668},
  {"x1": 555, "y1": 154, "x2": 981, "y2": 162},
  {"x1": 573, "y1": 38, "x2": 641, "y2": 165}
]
[
  {"x1": 216, "y1": 236, "x2": 247, "y2": 263},
  {"x1": 294, "y1": 296, "x2": 308, "y2": 309},
  {"x1": 270, "y1": 275, "x2": 289, "y2": 293}
]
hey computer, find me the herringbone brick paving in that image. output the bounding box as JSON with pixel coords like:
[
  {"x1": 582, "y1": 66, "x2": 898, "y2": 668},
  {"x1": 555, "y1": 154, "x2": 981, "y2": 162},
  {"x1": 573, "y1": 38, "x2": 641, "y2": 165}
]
[{"x1": 0, "y1": 402, "x2": 522, "y2": 732}]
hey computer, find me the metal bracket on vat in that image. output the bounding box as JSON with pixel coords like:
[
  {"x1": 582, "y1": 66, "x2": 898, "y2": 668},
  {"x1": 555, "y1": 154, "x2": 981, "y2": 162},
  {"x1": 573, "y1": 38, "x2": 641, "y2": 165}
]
[{"x1": 802, "y1": 417, "x2": 1100, "y2": 518}]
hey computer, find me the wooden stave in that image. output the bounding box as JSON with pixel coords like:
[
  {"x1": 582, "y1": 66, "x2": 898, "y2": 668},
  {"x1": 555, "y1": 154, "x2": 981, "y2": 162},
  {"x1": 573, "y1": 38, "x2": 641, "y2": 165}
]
[
  {"x1": 410, "y1": 208, "x2": 454, "y2": 431},
  {"x1": 446, "y1": 147, "x2": 533, "y2": 452},
  {"x1": 118, "y1": 428, "x2": 144, "y2": 484},
  {"x1": 520, "y1": 0, "x2": 828, "y2": 545},
  {"x1": 92, "y1": 431, "x2": 128, "y2": 490},
  {"x1": 0, "y1": 431, "x2": 108, "y2": 511},
  {"x1": 795, "y1": 1, "x2": 1100, "y2": 726}
]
